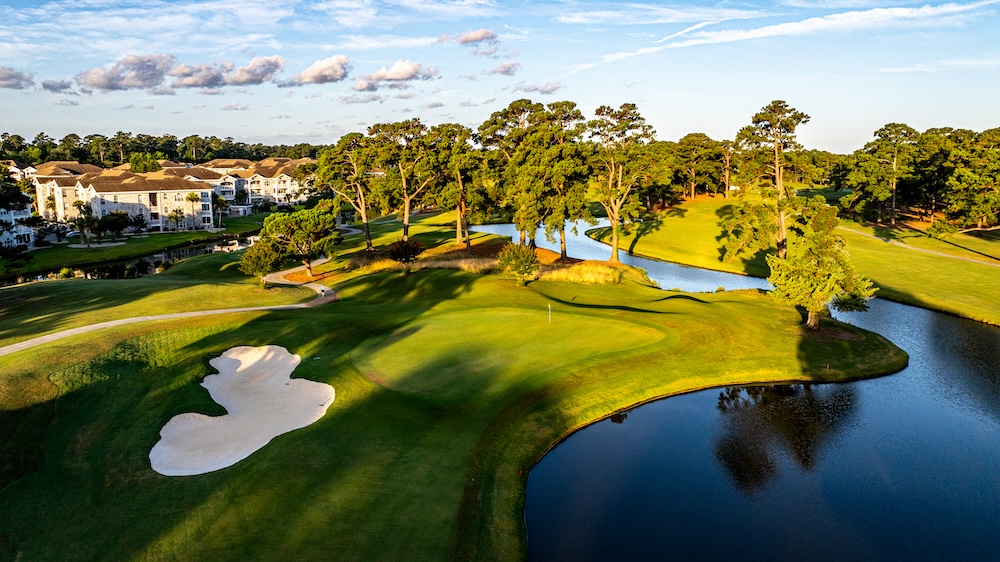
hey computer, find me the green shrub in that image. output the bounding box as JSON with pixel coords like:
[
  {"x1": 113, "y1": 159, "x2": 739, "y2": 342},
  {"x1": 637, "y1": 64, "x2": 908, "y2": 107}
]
[
  {"x1": 497, "y1": 243, "x2": 539, "y2": 286},
  {"x1": 58, "y1": 267, "x2": 74, "y2": 279}
]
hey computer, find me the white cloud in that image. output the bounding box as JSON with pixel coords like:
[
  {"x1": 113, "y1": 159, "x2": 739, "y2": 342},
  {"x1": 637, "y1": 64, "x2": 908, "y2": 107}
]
[
  {"x1": 55, "y1": 98, "x2": 79, "y2": 106},
  {"x1": 424, "y1": 100, "x2": 445, "y2": 108},
  {"x1": 76, "y1": 54, "x2": 175, "y2": 92},
  {"x1": 226, "y1": 55, "x2": 284, "y2": 85},
  {"x1": 489, "y1": 62, "x2": 520, "y2": 76},
  {"x1": 222, "y1": 103, "x2": 250, "y2": 111},
  {"x1": 287, "y1": 55, "x2": 352, "y2": 85},
  {"x1": 352, "y1": 59, "x2": 438, "y2": 91}
]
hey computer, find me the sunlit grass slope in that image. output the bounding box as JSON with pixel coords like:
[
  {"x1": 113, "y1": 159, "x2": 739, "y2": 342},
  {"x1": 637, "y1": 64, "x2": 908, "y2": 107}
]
[
  {"x1": 0, "y1": 262, "x2": 906, "y2": 561},
  {"x1": 0, "y1": 251, "x2": 312, "y2": 349},
  {"x1": 591, "y1": 197, "x2": 1000, "y2": 325}
]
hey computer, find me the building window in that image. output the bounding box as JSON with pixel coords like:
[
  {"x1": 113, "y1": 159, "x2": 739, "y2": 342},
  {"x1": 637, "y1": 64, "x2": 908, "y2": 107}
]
[
  {"x1": 202, "y1": 216, "x2": 212, "y2": 224},
  {"x1": 201, "y1": 192, "x2": 209, "y2": 200},
  {"x1": 150, "y1": 212, "x2": 159, "y2": 220},
  {"x1": 113, "y1": 195, "x2": 118, "y2": 203},
  {"x1": 202, "y1": 203, "x2": 210, "y2": 211},
  {"x1": 149, "y1": 193, "x2": 158, "y2": 206}
]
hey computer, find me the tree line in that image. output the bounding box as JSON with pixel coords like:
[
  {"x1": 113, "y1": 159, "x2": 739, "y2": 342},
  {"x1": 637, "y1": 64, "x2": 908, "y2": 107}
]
[{"x1": 0, "y1": 131, "x2": 320, "y2": 167}]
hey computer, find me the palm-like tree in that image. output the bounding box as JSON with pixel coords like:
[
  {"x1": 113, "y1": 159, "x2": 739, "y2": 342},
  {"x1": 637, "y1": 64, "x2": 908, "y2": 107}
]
[
  {"x1": 185, "y1": 192, "x2": 201, "y2": 230},
  {"x1": 214, "y1": 195, "x2": 230, "y2": 228}
]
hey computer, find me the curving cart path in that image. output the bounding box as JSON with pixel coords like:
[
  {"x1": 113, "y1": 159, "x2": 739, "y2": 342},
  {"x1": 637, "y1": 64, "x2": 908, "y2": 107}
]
[{"x1": 0, "y1": 258, "x2": 337, "y2": 358}]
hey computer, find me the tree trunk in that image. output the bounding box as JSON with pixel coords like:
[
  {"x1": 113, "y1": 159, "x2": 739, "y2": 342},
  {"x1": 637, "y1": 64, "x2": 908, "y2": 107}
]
[
  {"x1": 890, "y1": 180, "x2": 897, "y2": 226},
  {"x1": 559, "y1": 228, "x2": 567, "y2": 260},
  {"x1": 776, "y1": 208, "x2": 788, "y2": 259},
  {"x1": 402, "y1": 196, "x2": 411, "y2": 241},
  {"x1": 806, "y1": 309, "x2": 820, "y2": 329},
  {"x1": 461, "y1": 198, "x2": 471, "y2": 255},
  {"x1": 519, "y1": 230, "x2": 526, "y2": 245},
  {"x1": 303, "y1": 258, "x2": 313, "y2": 278},
  {"x1": 456, "y1": 206, "x2": 463, "y2": 245},
  {"x1": 609, "y1": 222, "x2": 620, "y2": 264}
]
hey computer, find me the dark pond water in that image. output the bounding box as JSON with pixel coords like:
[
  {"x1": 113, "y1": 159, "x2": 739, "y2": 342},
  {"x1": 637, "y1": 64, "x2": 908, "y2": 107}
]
[{"x1": 474, "y1": 222, "x2": 1000, "y2": 561}]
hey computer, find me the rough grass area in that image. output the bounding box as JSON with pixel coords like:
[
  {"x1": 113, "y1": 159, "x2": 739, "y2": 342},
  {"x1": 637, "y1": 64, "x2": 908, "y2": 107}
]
[
  {"x1": 591, "y1": 197, "x2": 1000, "y2": 325},
  {"x1": 0, "y1": 261, "x2": 907, "y2": 561},
  {"x1": 0, "y1": 252, "x2": 313, "y2": 349}
]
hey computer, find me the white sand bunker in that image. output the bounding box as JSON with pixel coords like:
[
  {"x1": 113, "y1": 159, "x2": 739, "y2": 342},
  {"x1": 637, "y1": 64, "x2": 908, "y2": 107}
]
[{"x1": 150, "y1": 345, "x2": 334, "y2": 476}]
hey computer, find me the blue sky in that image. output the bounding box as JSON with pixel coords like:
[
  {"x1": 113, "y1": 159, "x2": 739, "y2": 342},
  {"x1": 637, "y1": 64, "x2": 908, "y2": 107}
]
[{"x1": 1, "y1": 0, "x2": 998, "y2": 153}]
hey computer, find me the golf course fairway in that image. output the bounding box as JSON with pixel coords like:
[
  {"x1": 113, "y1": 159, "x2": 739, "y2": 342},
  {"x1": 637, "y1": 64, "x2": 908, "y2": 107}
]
[{"x1": 0, "y1": 265, "x2": 907, "y2": 561}]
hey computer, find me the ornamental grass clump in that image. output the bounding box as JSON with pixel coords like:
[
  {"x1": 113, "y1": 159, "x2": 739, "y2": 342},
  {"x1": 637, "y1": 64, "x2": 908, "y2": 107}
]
[{"x1": 497, "y1": 243, "x2": 539, "y2": 286}]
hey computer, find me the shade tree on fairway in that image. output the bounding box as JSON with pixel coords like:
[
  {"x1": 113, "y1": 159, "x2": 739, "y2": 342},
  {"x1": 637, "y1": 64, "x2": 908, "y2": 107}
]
[
  {"x1": 588, "y1": 103, "x2": 656, "y2": 264},
  {"x1": 367, "y1": 119, "x2": 437, "y2": 242},
  {"x1": 239, "y1": 239, "x2": 289, "y2": 286},
  {"x1": 732, "y1": 100, "x2": 811, "y2": 260},
  {"x1": 766, "y1": 198, "x2": 875, "y2": 328},
  {"x1": 258, "y1": 201, "x2": 341, "y2": 278},
  {"x1": 315, "y1": 132, "x2": 382, "y2": 252},
  {"x1": 425, "y1": 123, "x2": 484, "y2": 254},
  {"x1": 841, "y1": 123, "x2": 918, "y2": 225}
]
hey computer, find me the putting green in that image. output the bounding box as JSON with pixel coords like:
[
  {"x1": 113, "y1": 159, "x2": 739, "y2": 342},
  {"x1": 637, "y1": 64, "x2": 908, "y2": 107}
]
[{"x1": 353, "y1": 307, "x2": 669, "y2": 401}]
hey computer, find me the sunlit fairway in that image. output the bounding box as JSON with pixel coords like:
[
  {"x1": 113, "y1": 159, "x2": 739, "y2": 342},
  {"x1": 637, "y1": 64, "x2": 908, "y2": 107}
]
[
  {"x1": 0, "y1": 218, "x2": 907, "y2": 561},
  {"x1": 0, "y1": 252, "x2": 313, "y2": 349},
  {"x1": 592, "y1": 196, "x2": 1000, "y2": 325}
]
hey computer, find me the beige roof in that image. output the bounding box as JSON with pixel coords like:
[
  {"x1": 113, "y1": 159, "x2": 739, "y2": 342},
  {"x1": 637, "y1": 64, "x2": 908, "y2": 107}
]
[
  {"x1": 152, "y1": 166, "x2": 223, "y2": 180},
  {"x1": 32, "y1": 161, "x2": 103, "y2": 177},
  {"x1": 78, "y1": 170, "x2": 206, "y2": 194},
  {"x1": 201, "y1": 158, "x2": 255, "y2": 169},
  {"x1": 157, "y1": 160, "x2": 187, "y2": 168}
]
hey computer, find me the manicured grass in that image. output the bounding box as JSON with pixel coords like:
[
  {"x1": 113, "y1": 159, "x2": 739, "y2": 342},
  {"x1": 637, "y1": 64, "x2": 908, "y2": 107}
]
[
  {"x1": 0, "y1": 259, "x2": 906, "y2": 560},
  {"x1": 592, "y1": 197, "x2": 1000, "y2": 325},
  {"x1": 591, "y1": 196, "x2": 770, "y2": 277},
  {"x1": 6, "y1": 213, "x2": 268, "y2": 278},
  {"x1": 0, "y1": 251, "x2": 313, "y2": 349}
]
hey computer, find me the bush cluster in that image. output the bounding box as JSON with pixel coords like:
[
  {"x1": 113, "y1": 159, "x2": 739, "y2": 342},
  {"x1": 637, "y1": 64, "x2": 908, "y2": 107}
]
[{"x1": 497, "y1": 243, "x2": 539, "y2": 286}]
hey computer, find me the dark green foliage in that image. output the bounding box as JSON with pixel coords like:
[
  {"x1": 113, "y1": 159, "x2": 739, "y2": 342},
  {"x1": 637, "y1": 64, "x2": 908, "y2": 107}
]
[
  {"x1": 239, "y1": 239, "x2": 289, "y2": 286},
  {"x1": 386, "y1": 238, "x2": 424, "y2": 264},
  {"x1": 766, "y1": 200, "x2": 875, "y2": 328},
  {"x1": 497, "y1": 243, "x2": 540, "y2": 285},
  {"x1": 98, "y1": 210, "x2": 131, "y2": 241}
]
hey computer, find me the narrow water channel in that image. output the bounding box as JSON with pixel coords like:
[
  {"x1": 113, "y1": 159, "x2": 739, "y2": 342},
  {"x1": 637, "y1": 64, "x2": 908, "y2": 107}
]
[{"x1": 473, "y1": 222, "x2": 1000, "y2": 561}]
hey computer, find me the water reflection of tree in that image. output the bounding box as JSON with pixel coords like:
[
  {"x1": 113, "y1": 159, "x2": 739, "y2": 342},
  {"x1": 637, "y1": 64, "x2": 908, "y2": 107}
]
[{"x1": 714, "y1": 384, "x2": 857, "y2": 494}]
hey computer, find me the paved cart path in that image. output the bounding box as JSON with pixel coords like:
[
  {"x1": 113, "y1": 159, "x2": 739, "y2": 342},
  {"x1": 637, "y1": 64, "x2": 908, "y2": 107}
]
[{"x1": 0, "y1": 258, "x2": 337, "y2": 358}]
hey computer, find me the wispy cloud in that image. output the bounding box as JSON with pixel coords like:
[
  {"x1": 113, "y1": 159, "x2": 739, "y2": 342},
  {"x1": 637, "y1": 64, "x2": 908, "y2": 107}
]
[
  {"x1": 513, "y1": 81, "x2": 562, "y2": 94},
  {"x1": 488, "y1": 62, "x2": 520, "y2": 76},
  {"x1": 340, "y1": 93, "x2": 384, "y2": 104},
  {"x1": 879, "y1": 56, "x2": 1000, "y2": 72},
  {"x1": 558, "y1": 4, "x2": 763, "y2": 25},
  {"x1": 571, "y1": 1, "x2": 997, "y2": 73},
  {"x1": 222, "y1": 103, "x2": 250, "y2": 111}
]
